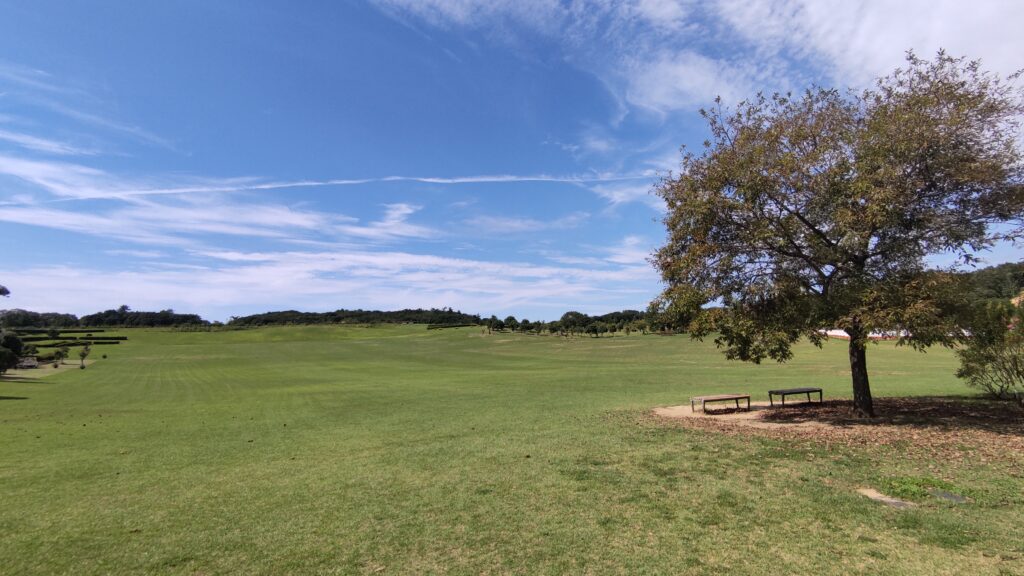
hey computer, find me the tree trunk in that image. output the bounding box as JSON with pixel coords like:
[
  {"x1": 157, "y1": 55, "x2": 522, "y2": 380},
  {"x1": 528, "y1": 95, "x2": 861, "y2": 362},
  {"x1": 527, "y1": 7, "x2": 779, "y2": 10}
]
[{"x1": 847, "y1": 328, "x2": 875, "y2": 417}]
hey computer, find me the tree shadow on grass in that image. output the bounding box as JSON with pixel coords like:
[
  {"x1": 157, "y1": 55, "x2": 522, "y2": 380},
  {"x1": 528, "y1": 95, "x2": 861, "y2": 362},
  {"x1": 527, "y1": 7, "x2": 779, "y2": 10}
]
[
  {"x1": 1, "y1": 375, "x2": 43, "y2": 384},
  {"x1": 762, "y1": 397, "x2": 1024, "y2": 437}
]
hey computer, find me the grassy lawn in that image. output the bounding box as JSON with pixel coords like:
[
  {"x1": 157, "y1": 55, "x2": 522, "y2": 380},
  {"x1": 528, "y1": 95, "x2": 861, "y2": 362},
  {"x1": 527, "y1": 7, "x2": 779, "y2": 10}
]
[{"x1": 1, "y1": 325, "x2": 1021, "y2": 575}]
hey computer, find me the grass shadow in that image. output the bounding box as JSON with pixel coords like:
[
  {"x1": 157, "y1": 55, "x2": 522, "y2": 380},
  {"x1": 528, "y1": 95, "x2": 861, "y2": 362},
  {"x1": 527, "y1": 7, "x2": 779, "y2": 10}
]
[
  {"x1": 762, "y1": 396, "x2": 1024, "y2": 437},
  {"x1": 0, "y1": 396, "x2": 28, "y2": 400}
]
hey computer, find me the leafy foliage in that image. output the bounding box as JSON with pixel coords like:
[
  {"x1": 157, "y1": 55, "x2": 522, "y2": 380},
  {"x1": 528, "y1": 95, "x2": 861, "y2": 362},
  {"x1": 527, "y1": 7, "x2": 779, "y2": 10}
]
[{"x1": 957, "y1": 300, "x2": 1024, "y2": 401}]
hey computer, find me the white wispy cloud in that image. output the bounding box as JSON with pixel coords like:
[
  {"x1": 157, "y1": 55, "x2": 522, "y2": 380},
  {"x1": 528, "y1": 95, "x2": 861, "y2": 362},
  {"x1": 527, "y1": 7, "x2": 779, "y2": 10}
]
[
  {"x1": 543, "y1": 235, "x2": 657, "y2": 267},
  {"x1": 0, "y1": 153, "x2": 112, "y2": 199},
  {"x1": 465, "y1": 211, "x2": 589, "y2": 233},
  {"x1": 0, "y1": 129, "x2": 98, "y2": 156},
  {"x1": 713, "y1": 0, "x2": 1024, "y2": 87},
  {"x1": 0, "y1": 61, "x2": 65, "y2": 94},
  {"x1": 0, "y1": 151, "x2": 657, "y2": 247},
  {"x1": 631, "y1": 0, "x2": 691, "y2": 31},
  {"x1": 0, "y1": 152, "x2": 654, "y2": 204},
  {"x1": 623, "y1": 50, "x2": 763, "y2": 114},
  {"x1": 590, "y1": 181, "x2": 663, "y2": 210},
  {"x1": 7, "y1": 244, "x2": 659, "y2": 320},
  {"x1": 0, "y1": 205, "x2": 186, "y2": 245},
  {"x1": 105, "y1": 249, "x2": 165, "y2": 259},
  {"x1": 0, "y1": 192, "x2": 355, "y2": 247},
  {"x1": 368, "y1": 0, "x2": 755, "y2": 117},
  {"x1": 35, "y1": 99, "x2": 177, "y2": 151},
  {"x1": 372, "y1": 0, "x2": 566, "y2": 34},
  {"x1": 0, "y1": 60, "x2": 175, "y2": 152},
  {"x1": 605, "y1": 235, "x2": 654, "y2": 265},
  {"x1": 336, "y1": 203, "x2": 438, "y2": 241},
  {"x1": 370, "y1": 0, "x2": 1024, "y2": 118}
]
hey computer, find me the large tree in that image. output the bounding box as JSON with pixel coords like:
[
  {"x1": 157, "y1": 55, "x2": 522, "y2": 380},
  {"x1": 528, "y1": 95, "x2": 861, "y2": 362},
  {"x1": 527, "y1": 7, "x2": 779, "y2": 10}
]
[{"x1": 652, "y1": 52, "x2": 1024, "y2": 416}]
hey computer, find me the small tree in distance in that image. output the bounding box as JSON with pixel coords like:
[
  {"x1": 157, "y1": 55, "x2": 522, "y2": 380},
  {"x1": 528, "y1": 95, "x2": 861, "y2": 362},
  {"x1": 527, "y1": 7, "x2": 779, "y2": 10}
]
[
  {"x1": 504, "y1": 316, "x2": 520, "y2": 333},
  {"x1": 653, "y1": 51, "x2": 1024, "y2": 417},
  {"x1": 79, "y1": 344, "x2": 92, "y2": 369}
]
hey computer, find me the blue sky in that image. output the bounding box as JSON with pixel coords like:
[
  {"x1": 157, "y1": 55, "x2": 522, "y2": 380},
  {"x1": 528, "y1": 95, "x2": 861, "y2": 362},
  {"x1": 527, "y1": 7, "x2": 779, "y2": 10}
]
[{"x1": 0, "y1": 1, "x2": 1021, "y2": 321}]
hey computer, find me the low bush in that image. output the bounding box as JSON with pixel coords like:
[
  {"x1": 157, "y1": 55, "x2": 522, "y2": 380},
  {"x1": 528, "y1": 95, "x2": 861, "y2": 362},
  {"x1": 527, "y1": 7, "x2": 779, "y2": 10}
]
[{"x1": 957, "y1": 301, "x2": 1024, "y2": 404}]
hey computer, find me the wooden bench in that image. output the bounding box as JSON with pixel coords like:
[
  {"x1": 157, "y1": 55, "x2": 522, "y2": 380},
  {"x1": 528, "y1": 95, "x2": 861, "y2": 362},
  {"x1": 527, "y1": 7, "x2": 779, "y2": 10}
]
[
  {"x1": 690, "y1": 394, "x2": 751, "y2": 413},
  {"x1": 768, "y1": 387, "x2": 823, "y2": 406}
]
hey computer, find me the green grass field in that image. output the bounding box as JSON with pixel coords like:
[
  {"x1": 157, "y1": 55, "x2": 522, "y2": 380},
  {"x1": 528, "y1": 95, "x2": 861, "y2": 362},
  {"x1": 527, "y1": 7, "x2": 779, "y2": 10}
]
[{"x1": 1, "y1": 326, "x2": 1021, "y2": 575}]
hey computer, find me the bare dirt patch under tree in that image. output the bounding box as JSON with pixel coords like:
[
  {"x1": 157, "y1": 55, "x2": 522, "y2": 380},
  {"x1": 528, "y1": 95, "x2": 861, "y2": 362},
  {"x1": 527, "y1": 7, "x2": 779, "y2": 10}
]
[{"x1": 654, "y1": 397, "x2": 1024, "y2": 465}]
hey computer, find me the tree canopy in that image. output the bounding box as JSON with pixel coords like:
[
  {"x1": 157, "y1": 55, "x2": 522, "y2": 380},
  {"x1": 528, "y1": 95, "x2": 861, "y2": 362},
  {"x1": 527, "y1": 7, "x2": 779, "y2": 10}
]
[{"x1": 653, "y1": 52, "x2": 1024, "y2": 416}]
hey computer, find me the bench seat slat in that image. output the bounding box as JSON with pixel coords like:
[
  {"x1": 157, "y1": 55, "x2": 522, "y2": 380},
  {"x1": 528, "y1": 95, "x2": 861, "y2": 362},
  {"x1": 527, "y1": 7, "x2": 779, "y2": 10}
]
[
  {"x1": 767, "y1": 387, "x2": 822, "y2": 395},
  {"x1": 690, "y1": 394, "x2": 750, "y2": 401}
]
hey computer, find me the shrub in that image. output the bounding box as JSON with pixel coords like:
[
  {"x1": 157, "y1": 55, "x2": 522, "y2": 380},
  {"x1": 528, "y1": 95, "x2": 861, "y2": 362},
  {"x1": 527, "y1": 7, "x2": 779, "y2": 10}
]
[
  {"x1": 956, "y1": 301, "x2": 1024, "y2": 403},
  {"x1": 0, "y1": 331, "x2": 24, "y2": 356},
  {"x1": 0, "y1": 346, "x2": 17, "y2": 374}
]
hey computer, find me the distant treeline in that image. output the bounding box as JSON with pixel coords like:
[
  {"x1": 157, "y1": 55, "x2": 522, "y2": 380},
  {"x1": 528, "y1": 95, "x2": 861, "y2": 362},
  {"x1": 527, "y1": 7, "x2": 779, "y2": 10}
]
[
  {"x1": 0, "y1": 306, "x2": 208, "y2": 328},
  {"x1": 0, "y1": 310, "x2": 79, "y2": 328},
  {"x1": 963, "y1": 261, "x2": 1024, "y2": 302},
  {"x1": 483, "y1": 310, "x2": 651, "y2": 337},
  {"x1": 80, "y1": 307, "x2": 207, "y2": 327},
  {"x1": 227, "y1": 308, "x2": 481, "y2": 326}
]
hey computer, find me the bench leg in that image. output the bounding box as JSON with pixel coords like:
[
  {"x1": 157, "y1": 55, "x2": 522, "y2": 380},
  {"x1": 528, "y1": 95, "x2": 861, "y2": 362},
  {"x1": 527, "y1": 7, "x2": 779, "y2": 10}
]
[
  {"x1": 769, "y1": 394, "x2": 774, "y2": 407},
  {"x1": 818, "y1": 391, "x2": 823, "y2": 403},
  {"x1": 735, "y1": 398, "x2": 739, "y2": 410},
  {"x1": 806, "y1": 392, "x2": 811, "y2": 403},
  {"x1": 746, "y1": 397, "x2": 750, "y2": 411}
]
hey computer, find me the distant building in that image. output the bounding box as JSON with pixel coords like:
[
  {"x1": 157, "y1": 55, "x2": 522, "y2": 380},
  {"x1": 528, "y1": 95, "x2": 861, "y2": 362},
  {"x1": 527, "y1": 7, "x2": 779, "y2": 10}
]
[
  {"x1": 16, "y1": 356, "x2": 39, "y2": 369},
  {"x1": 819, "y1": 329, "x2": 906, "y2": 341}
]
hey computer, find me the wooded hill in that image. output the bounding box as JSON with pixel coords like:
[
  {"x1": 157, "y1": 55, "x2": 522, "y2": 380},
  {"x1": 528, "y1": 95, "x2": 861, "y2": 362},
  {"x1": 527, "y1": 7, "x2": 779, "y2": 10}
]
[{"x1": 227, "y1": 308, "x2": 482, "y2": 326}]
